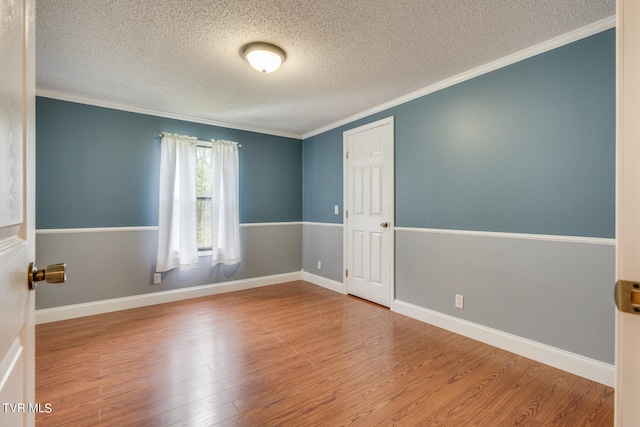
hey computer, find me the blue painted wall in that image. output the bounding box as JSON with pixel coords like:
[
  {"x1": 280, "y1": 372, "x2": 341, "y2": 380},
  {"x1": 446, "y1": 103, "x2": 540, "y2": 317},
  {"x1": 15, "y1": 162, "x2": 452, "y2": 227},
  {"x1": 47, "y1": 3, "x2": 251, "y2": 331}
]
[
  {"x1": 36, "y1": 98, "x2": 302, "y2": 229},
  {"x1": 39, "y1": 30, "x2": 614, "y2": 235},
  {"x1": 303, "y1": 29, "x2": 615, "y2": 238},
  {"x1": 302, "y1": 127, "x2": 344, "y2": 223}
]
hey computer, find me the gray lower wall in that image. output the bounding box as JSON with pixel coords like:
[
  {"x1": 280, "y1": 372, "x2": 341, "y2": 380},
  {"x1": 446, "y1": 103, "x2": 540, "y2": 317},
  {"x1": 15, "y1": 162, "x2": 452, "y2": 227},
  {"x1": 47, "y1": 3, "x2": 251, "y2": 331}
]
[
  {"x1": 302, "y1": 223, "x2": 344, "y2": 282},
  {"x1": 36, "y1": 220, "x2": 615, "y2": 365},
  {"x1": 35, "y1": 223, "x2": 302, "y2": 310},
  {"x1": 300, "y1": 223, "x2": 615, "y2": 364},
  {"x1": 396, "y1": 229, "x2": 615, "y2": 364}
]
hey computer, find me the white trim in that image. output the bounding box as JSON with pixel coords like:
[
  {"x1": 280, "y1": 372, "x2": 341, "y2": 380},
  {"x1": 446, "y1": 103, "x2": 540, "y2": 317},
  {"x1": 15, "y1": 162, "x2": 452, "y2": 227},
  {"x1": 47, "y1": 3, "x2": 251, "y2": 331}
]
[
  {"x1": 302, "y1": 221, "x2": 344, "y2": 228},
  {"x1": 303, "y1": 16, "x2": 616, "y2": 139},
  {"x1": 36, "y1": 226, "x2": 158, "y2": 234},
  {"x1": 393, "y1": 299, "x2": 614, "y2": 387},
  {"x1": 302, "y1": 271, "x2": 346, "y2": 294},
  {"x1": 36, "y1": 89, "x2": 303, "y2": 140},
  {"x1": 239, "y1": 222, "x2": 303, "y2": 228},
  {"x1": 35, "y1": 222, "x2": 303, "y2": 234},
  {"x1": 395, "y1": 227, "x2": 616, "y2": 246},
  {"x1": 35, "y1": 271, "x2": 303, "y2": 324}
]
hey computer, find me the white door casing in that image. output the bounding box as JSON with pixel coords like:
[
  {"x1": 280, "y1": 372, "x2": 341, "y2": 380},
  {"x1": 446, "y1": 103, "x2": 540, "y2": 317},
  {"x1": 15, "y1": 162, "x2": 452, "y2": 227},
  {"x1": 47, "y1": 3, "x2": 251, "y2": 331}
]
[
  {"x1": 615, "y1": 1, "x2": 640, "y2": 425},
  {"x1": 343, "y1": 117, "x2": 394, "y2": 307},
  {"x1": 0, "y1": 0, "x2": 36, "y2": 425}
]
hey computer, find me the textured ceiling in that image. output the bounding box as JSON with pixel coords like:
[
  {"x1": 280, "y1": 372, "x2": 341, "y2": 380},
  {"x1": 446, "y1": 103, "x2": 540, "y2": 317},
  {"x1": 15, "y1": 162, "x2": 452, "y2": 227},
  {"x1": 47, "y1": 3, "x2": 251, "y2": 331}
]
[{"x1": 36, "y1": 0, "x2": 615, "y2": 138}]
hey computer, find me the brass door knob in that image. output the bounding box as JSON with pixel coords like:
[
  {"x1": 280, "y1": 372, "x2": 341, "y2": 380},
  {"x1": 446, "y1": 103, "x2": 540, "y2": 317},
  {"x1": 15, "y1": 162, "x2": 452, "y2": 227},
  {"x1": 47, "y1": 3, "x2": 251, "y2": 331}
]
[
  {"x1": 380, "y1": 222, "x2": 389, "y2": 228},
  {"x1": 28, "y1": 262, "x2": 66, "y2": 290}
]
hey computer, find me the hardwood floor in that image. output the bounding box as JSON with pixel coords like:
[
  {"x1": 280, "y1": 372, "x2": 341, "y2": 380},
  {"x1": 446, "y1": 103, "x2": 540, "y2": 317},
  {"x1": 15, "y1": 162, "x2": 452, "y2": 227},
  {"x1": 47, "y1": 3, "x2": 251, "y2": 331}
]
[{"x1": 36, "y1": 281, "x2": 614, "y2": 426}]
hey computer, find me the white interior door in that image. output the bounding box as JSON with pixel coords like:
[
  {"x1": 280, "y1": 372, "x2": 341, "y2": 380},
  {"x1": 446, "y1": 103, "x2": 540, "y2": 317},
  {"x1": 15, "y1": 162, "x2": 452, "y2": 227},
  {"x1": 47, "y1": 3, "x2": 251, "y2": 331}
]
[
  {"x1": 0, "y1": 0, "x2": 36, "y2": 425},
  {"x1": 344, "y1": 117, "x2": 394, "y2": 307},
  {"x1": 615, "y1": 1, "x2": 640, "y2": 425}
]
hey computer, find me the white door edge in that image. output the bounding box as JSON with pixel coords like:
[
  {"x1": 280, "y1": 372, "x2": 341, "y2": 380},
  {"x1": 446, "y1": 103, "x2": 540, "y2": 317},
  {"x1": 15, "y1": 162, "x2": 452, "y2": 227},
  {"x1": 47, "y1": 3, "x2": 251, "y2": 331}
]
[{"x1": 615, "y1": 0, "x2": 640, "y2": 424}]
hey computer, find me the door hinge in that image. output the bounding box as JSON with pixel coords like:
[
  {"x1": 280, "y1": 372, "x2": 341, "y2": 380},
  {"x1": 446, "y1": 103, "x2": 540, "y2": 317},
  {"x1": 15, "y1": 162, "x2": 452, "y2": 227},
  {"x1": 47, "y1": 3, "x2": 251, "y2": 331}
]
[
  {"x1": 346, "y1": 151, "x2": 349, "y2": 159},
  {"x1": 346, "y1": 210, "x2": 348, "y2": 218},
  {"x1": 615, "y1": 280, "x2": 640, "y2": 314},
  {"x1": 345, "y1": 269, "x2": 348, "y2": 277}
]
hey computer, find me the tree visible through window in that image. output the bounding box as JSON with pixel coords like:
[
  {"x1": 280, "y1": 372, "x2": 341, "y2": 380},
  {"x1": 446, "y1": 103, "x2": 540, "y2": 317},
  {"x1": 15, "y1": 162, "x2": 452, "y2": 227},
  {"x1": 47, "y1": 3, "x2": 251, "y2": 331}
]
[{"x1": 196, "y1": 145, "x2": 212, "y2": 250}]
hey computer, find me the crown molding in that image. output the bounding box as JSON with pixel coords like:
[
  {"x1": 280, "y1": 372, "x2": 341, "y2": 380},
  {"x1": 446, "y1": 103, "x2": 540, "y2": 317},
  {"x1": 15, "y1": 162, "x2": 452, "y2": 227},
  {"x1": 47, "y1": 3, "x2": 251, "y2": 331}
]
[
  {"x1": 303, "y1": 16, "x2": 616, "y2": 139},
  {"x1": 35, "y1": 89, "x2": 303, "y2": 140}
]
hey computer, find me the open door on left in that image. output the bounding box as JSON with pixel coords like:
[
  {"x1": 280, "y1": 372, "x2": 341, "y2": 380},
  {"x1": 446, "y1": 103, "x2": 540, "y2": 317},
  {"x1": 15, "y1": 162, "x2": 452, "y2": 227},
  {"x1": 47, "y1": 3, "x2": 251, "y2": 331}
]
[{"x1": 0, "y1": 0, "x2": 36, "y2": 425}]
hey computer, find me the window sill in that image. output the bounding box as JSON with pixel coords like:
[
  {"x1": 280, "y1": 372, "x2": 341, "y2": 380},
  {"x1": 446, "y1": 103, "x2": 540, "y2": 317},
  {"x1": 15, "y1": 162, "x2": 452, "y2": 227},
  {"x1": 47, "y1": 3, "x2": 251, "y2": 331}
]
[{"x1": 198, "y1": 250, "x2": 213, "y2": 257}]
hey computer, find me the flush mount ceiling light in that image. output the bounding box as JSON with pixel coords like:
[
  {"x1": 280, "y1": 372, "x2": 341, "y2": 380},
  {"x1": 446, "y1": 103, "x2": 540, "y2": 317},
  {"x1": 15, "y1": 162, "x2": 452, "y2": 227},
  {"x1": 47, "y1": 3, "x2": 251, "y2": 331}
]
[{"x1": 241, "y1": 42, "x2": 286, "y2": 73}]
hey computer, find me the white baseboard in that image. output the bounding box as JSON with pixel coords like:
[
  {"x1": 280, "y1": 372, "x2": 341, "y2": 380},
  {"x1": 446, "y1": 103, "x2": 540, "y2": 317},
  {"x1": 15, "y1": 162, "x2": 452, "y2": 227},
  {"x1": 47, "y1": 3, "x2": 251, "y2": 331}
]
[
  {"x1": 393, "y1": 300, "x2": 614, "y2": 387},
  {"x1": 35, "y1": 271, "x2": 303, "y2": 325},
  {"x1": 302, "y1": 271, "x2": 346, "y2": 294}
]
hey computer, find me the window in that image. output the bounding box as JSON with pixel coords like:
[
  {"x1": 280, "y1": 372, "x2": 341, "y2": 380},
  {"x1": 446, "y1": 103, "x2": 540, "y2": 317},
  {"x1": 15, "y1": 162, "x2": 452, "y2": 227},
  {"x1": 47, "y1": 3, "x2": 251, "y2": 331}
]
[
  {"x1": 196, "y1": 143, "x2": 212, "y2": 251},
  {"x1": 157, "y1": 133, "x2": 241, "y2": 271}
]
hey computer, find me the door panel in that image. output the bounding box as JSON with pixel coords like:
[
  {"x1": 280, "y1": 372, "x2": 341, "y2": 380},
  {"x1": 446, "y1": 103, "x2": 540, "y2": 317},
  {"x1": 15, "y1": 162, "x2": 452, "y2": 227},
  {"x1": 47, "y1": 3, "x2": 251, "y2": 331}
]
[
  {"x1": 354, "y1": 168, "x2": 364, "y2": 214},
  {"x1": 353, "y1": 230, "x2": 364, "y2": 279},
  {"x1": 344, "y1": 118, "x2": 394, "y2": 307},
  {"x1": 370, "y1": 232, "x2": 383, "y2": 284},
  {"x1": 0, "y1": 0, "x2": 35, "y2": 425},
  {"x1": 371, "y1": 166, "x2": 382, "y2": 215}
]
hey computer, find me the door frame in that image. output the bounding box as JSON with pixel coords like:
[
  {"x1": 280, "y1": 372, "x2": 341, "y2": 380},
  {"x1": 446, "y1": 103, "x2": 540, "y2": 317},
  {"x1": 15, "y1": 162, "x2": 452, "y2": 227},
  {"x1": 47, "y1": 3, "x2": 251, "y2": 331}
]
[
  {"x1": 342, "y1": 116, "x2": 395, "y2": 307},
  {"x1": 615, "y1": 0, "x2": 640, "y2": 424}
]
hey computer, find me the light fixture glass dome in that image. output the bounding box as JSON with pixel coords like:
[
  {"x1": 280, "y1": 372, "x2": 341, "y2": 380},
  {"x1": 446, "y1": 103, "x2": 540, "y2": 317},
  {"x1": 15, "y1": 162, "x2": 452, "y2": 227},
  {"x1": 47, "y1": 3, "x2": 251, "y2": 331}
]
[{"x1": 241, "y1": 42, "x2": 286, "y2": 73}]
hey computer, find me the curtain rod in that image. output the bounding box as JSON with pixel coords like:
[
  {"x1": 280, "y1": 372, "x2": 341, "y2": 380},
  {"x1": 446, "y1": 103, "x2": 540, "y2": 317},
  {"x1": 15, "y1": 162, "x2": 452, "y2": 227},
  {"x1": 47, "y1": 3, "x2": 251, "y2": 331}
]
[{"x1": 158, "y1": 132, "x2": 241, "y2": 147}]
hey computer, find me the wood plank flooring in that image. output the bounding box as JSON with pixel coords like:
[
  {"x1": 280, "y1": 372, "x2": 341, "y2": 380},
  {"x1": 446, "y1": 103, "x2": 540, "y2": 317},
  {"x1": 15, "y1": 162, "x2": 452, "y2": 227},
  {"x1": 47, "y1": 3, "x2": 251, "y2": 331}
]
[{"x1": 36, "y1": 281, "x2": 614, "y2": 426}]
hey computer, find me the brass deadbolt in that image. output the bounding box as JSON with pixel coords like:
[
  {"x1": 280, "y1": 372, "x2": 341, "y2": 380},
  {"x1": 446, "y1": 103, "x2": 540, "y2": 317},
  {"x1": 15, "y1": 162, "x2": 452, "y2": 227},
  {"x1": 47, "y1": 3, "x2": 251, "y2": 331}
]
[{"x1": 614, "y1": 280, "x2": 640, "y2": 314}]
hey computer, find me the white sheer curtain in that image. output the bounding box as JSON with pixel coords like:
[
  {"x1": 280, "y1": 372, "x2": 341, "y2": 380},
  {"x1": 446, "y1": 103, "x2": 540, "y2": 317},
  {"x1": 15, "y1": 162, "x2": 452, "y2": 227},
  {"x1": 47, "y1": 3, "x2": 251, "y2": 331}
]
[
  {"x1": 210, "y1": 139, "x2": 241, "y2": 266},
  {"x1": 156, "y1": 133, "x2": 198, "y2": 272}
]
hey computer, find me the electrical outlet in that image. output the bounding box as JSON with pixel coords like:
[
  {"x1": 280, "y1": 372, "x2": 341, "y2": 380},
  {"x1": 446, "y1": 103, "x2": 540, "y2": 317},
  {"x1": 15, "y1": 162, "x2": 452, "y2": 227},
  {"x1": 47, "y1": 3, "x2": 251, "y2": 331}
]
[
  {"x1": 317, "y1": 261, "x2": 322, "y2": 270},
  {"x1": 455, "y1": 294, "x2": 464, "y2": 309},
  {"x1": 334, "y1": 205, "x2": 339, "y2": 215},
  {"x1": 153, "y1": 273, "x2": 162, "y2": 285}
]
